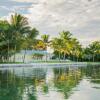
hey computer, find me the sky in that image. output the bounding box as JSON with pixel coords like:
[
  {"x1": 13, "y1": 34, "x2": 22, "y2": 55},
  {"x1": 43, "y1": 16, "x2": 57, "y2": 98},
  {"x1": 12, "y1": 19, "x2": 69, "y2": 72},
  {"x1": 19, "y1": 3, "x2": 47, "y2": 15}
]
[{"x1": 0, "y1": 0, "x2": 100, "y2": 46}]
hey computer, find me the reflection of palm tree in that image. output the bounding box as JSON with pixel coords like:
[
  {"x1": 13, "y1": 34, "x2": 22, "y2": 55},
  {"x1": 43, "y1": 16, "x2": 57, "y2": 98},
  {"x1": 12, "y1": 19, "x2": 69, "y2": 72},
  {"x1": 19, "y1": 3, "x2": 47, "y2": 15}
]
[
  {"x1": 86, "y1": 65, "x2": 100, "y2": 84},
  {"x1": 53, "y1": 67, "x2": 83, "y2": 99},
  {"x1": 0, "y1": 68, "x2": 46, "y2": 100},
  {"x1": 0, "y1": 70, "x2": 25, "y2": 100}
]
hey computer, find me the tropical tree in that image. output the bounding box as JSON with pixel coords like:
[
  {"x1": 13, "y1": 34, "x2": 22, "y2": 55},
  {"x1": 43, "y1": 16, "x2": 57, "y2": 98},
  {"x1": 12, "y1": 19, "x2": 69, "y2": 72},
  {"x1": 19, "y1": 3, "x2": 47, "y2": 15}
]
[
  {"x1": 60, "y1": 31, "x2": 73, "y2": 60},
  {"x1": 41, "y1": 34, "x2": 49, "y2": 61},
  {"x1": 70, "y1": 38, "x2": 82, "y2": 61},
  {"x1": 10, "y1": 13, "x2": 31, "y2": 62},
  {"x1": 52, "y1": 31, "x2": 72, "y2": 60},
  {"x1": 84, "y1": 41, "x2": 100, "y2": 62},
  {"x1": 60, "y1": 31, "x2": 72, "y2": 40},
  {"x1": 51, "y1": 31, "x2": 82, "y2": 61},
  {"x1": 33, "y1": 40, "x2": 46, "y2": 50},
  {"x1": 21, "y1": 28, "x2": 39, "y2": 62},
  {"x1": 52, "y1": 38, "x2": 63, "y2": 61},
  {"x1": 0, "y1": 20, "x2": 12, "y2": 62},
  {"x1": 0, "y1": 13, "x2": 39, "y2": 63}
]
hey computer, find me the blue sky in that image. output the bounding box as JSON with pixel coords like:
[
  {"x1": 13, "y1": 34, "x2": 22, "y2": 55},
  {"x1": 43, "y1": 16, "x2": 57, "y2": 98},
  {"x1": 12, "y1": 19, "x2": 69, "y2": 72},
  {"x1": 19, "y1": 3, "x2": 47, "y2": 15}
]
[{"x1": 0, "y1": 0, "x2": 100, "y2": 46}]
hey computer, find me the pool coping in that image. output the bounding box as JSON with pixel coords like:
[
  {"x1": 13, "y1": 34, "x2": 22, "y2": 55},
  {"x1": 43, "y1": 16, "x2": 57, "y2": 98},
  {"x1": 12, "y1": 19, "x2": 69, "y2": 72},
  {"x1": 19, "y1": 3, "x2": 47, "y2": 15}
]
[
  {"x1": 0, "y1": 62, "x2": 88, "y2": 67},
  {"x1": 0, "y1": 62, "x2": 100, "y2": 68}
]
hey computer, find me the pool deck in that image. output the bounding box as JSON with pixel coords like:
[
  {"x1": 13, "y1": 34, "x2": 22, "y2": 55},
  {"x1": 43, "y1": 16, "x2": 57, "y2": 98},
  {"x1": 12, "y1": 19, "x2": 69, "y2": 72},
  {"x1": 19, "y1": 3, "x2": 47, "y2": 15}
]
[
  {"x1": 0, "y1": 62, "x2": 99, "y2": 68},
  {"x1": 0, "y1": 62, "x2": 88, "y2": 67}
]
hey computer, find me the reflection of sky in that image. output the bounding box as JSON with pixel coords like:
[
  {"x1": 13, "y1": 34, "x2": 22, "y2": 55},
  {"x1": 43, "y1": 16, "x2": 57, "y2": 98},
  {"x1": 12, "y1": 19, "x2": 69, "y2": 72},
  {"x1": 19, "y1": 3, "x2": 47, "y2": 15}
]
[
  {"x1": 68, "y1": 79, "x2": 100, "y2": 100},
  {"x1": 37, "y1": 90, "x2": 64, "y2": 100},
  {"x1": 0, "y1": 0, "x2": 100, "y2": 46}
]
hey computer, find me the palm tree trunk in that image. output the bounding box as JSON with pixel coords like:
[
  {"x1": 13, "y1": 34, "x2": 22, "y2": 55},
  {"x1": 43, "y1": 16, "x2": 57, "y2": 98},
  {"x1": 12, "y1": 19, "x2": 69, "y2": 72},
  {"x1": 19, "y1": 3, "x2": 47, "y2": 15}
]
[
  {"x1": 45, "y1": 45, "x2": 48, "y2": 62},
  {"x1": 7, "y1": 40, "x2": 10, "y2": 62},
  {"x1": 45, "y1": 46, "x2": 47, "y2": 62},
  {"x1": 23, "y1": 49, "x2": 27, "y2": 63},
  {"x1": 13, "y1": 45, "x2": 16, "y2": 62},
  {"x1": 73, "y1": 55, "x2": 74, "y2": 61},
  {"x1": 1, "y1": 55, "x2": 3, "y2": 63},
  {"x1": 77, "y1": 57, "x2": 78, "y2": 62},
  {"x1": 2, "y1": 56, "x2": 4, "y2": 63},
  {"x1": 59, "y1": 52, "x2": 61, "y2": 62},
  {"x1": 93, "y1": 54, "x2": 95, "y2": 62},
  {"x1": 63, "y1": 52, "x2": 66, "y2": 60}
]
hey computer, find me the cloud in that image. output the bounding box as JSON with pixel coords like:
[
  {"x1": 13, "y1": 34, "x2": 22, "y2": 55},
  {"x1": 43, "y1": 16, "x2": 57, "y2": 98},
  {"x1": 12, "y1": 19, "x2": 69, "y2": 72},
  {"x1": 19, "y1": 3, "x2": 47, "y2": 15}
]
[
  {"x1": 24, "y1": 0, "x2": 100, "y2": 43},
  {"x1": 11, "y1": 0, "x2": 37, "y2": 3},
  {"x1": 0, "y1": 0, "x2": 33, "y2": 16},
  {"x1": 0, "y1": 0, "x2": 100, "y2": 46}
]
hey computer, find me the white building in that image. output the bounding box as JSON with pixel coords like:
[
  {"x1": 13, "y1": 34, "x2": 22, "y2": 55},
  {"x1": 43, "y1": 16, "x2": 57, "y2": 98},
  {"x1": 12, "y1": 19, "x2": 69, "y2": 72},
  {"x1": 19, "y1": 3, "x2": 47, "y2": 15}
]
[{"x1": 11, "y1": 47, "x2": 53, "y2": 63}]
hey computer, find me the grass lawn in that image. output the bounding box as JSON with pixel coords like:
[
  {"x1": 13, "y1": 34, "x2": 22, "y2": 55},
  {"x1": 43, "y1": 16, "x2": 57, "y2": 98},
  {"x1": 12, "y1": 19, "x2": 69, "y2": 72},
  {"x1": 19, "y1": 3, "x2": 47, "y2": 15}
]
[{"x1": 0, "y1": 60, "x2": 100, "y2": 64}]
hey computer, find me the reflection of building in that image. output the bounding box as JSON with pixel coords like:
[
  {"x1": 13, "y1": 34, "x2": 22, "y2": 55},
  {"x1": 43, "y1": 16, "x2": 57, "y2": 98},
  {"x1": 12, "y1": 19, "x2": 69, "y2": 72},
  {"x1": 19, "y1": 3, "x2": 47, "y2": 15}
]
[{"x1": 11, "y1": 49, "x2": 53, "y2": 63}]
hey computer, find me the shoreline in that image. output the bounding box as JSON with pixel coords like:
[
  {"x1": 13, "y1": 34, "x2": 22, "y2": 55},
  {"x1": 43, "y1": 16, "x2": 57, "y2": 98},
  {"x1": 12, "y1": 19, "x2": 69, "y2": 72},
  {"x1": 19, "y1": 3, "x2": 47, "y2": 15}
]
[{"x1": 0, "y1": 62, "x2": 100, "y2": 68}]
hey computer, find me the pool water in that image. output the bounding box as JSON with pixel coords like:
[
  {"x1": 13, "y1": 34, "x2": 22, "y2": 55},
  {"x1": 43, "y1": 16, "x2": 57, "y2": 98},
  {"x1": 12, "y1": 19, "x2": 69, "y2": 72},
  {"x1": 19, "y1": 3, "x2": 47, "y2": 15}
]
[{"x1": 0, "y1": 65, "x2": 100, "y2": 100}]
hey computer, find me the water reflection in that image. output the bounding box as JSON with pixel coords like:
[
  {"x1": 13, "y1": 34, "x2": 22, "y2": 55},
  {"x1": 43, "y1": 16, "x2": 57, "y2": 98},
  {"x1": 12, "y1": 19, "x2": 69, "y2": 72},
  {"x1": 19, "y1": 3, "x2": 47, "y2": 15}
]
[{"x1": 0, "y1": 65, "x2": 100, "y2": 100}]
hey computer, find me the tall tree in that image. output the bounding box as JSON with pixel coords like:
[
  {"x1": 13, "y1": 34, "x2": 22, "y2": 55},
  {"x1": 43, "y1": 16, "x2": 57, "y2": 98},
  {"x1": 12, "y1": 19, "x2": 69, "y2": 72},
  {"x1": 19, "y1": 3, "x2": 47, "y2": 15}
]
[
  {"x1": 60, "y1": 31, "x2": 72, "y2": 60},
  {"x1": 21, "y1": 28, "x2": 39, "y2": 62},
  {"x1": 52, "y1": 38, "x2": 63, "y2": 61},
  {"x1": 0, "y1": 20, "x2": 12, "y2": 62},
  {"x1": 41, "y1": 34, "x2": 49, "y2": 61},
  {"x1": 10, "y1": 13, "x2": 31, "y2": 62}
]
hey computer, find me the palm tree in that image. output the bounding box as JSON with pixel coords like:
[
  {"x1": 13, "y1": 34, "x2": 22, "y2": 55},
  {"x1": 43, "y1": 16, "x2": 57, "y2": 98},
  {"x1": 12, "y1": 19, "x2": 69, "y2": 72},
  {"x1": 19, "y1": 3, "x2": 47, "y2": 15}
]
[
  {"x1": 88, "y1": 41, "x2": 100, "y2": 62},
  {"x1": 70, "y1": 38, "x2": 81, "y2": 61},
  {"x1": 22, "y1": 28, "x2": 39, "y2": 63},
  {"x1": 10, "y1": 13, "x2": 31, "y2": 62},
  {"x1": 34, "y1": 40, "x2": 46, "y2": 50},
  {"x1": 60, "y1": 31, "x2": 72, "y2": 40},
  {"x1": 60, "y1": 31, "x2": 72, "y2": 60},
  {"x1": 62, "y1": 42, "x2": 72, "y2": 60},
  {"x1": 51, "y1": 38, "x2": 63, "y2": 61},
  {"x1": 0, "y1": 20, "x2": 12, "y2": 62},
  {"x1": 51, "y1": 31, "x2": 82, "y2": 62},
  {"x1": 41, "y1": 34, "x2": 49, "y2": 61},
  {"x1": 41, "y1": 34, "x2": 49, "y2": 43}
]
